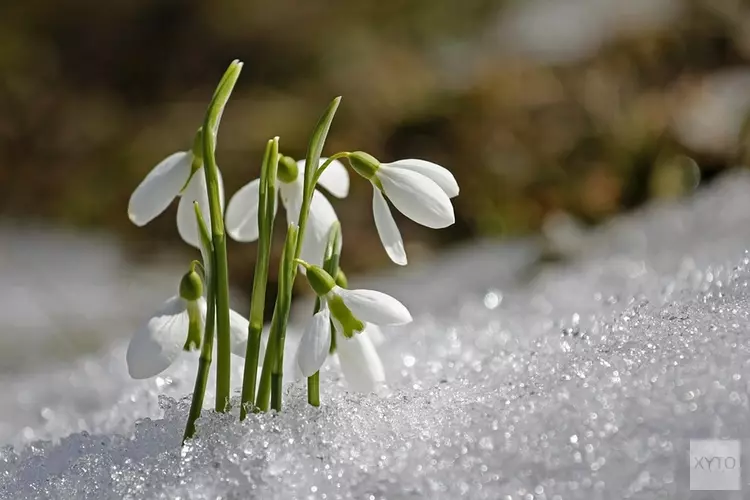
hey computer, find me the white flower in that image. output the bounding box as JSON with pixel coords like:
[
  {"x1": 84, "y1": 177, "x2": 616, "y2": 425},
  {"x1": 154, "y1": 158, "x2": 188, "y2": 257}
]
[
  {"x1": 349, "y1": 154, "x2": 458, "y2": 266},
  {"x1": 295, "y1": 283, "x2": 410, "y2": 381},
  {"x1": 225, "y1": 158, "x2": 348, "y2": 265},
  {"x1": 126, "y1": 295, "x2": 248, "y2": 379},
  {"x1": 127, "y1": 151, "x2": 225, "y2": 248},
  {"x1": 294, "y1": 313, "x2": 387, "y2": 393}
]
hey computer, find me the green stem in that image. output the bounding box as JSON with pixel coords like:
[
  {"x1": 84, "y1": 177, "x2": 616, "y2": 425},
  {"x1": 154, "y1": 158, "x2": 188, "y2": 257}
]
[
  {"x1": 182, "y1": 288, "x2": 215, "y2": 442},
  {"x1": 202, "y1": 60, "x2": 243, "y2": 412},
  {"x1": 258, "y1": 97, "x2": 341, "y2": 412},
  {"x1": 183, "y1": 204, "x2": 216, "y2": 443},
  {"x1": 307, "y1": 371, "x2": 320, "y2": 407},
  {"x1": 240, "y1": 138, "x2": 279, "y2": 420},
  {"x1": 307, "y1": 222, "x2": 341, "y2": 406},
  {"x1": 270, "y1": 225, "x2": 297, "y2": 411},
  {"x1": 312, "y1": 152, "x2": 350, "y2": 186},
  {"x1": 255, "y1": 311, "x2": 278, "y2": 412}
]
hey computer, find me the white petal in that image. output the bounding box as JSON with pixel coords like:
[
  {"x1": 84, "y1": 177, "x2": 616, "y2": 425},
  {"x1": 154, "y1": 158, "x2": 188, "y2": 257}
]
[
  {"x1": 336, "y1": 333, "x2": 384, "y2": 392},
  {"x1": 296, "y1": 307, "x2": 332, "y2": 377},
  {"x1": 386, "y1": 159, "x2": 459, "y2": 198},
  {"x1": 378, "y1": 167, "x2": 454, "y2": 229},
  {"x1": 336, "y1": 287, "x2": 412, "y2": 326},
  {"x1": 126, "y1": 296, "x2": 190, "y2": 379},
  {"x1": 229, "y1": 308, "x2": 250, "y2": 357},
  {"x1": 177, "y1": 167, "x2": 225, "y2": 248},
  {"x1": 128, "y1": 152, "x2": 193, "y2": 226},
  {"x1": 299, "y1": 190, "x2": 340, "y2": 266},
  {"x1": 225, "y1": 179, "x2": 263, "y2": 242},
  {"x1": 311, "y1": 158, "x2": 350, "y2": 198},
  {"x1": 372, "y1": 189, "x2": 406, "y2": 266},
  {"x1": 363, "y1": 323, "x2": 385, "y2": 346},
  {"x1": 278, "y1": 179, "x2": 304, "y2": 225}
]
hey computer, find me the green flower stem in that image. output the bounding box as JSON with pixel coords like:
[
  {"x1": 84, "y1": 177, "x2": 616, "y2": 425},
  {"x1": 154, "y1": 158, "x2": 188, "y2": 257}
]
[
  {"x1": 202, "y1": 60, "x2": 243, "y2": 412},
  {"x1": 240, "y1": 137, "x2": 279, "y2": 420},
  {"x1": 307, "y1": 222, "x2": 342, "y2": 406},
  {"x1": 312, "y1": 152, "x2": 351, "y2": 186},
  {"x1": 183, "y1": 204, "x2": 216, "y2": 443},
  {"x1": 255, "y1": 308, "x2": 278, "y2": 412},
  {"x1": 257, "y1": 97, "x2": 342, "y2": 412},
  {"x1": 271, "y1": 225, "x2": 297, "y2": 411}
]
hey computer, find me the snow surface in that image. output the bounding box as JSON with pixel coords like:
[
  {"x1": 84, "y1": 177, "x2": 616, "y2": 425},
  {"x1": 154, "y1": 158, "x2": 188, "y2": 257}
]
[{"x1": 4, "y1": 172, "x2": 750, "y2": 498}]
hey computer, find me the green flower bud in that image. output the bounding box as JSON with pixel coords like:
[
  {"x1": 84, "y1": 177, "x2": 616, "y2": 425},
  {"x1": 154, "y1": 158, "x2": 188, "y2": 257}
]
[
  {"x1": 277, "y1": 155, "x2": 299, "y2": 184},
  {"x1": 347, "y1": 151, "x2": 380, "y2": 180},
  {"x1": 328, "y1": 295, "x2": 364, "y2": 338},
  {"x1": 302, "y1": 263, "x2": 336, "y2": 297},
  {"x1": 179, "y1": 269, "x2": 204, "y2": 302},
  {"x1": 335, "y1": 268, "x2": 348, "y2": 288}
]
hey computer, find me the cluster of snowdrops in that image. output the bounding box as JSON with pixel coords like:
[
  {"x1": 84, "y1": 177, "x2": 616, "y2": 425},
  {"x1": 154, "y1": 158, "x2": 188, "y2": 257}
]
[{"x1": 124, "y1": 61, "x2": 459, "y2": 441}]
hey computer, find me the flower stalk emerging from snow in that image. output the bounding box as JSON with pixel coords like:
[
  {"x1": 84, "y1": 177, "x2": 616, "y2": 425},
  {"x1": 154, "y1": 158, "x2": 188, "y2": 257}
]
[
  {"x1": 306, "y1": 221, "x2": 342, "y2": 406},
  {"x1": 201, "y1": 60, "x2": 243, "y2": 412},
  {"x1": 127, "y1": 60, "x2": 459, "y2": 441},
  {"x1": 239, "y1": 137, "x2": 279, "y2": 420}
]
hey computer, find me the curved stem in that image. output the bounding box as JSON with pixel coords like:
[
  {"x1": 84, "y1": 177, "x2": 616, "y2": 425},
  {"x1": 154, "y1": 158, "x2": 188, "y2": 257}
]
[
  {"x1": 202, "y1": 60, "x2": 243, "y2": 412},
  {"x1": 312, "y1": 152, "x2": 351, "y2": 186}
]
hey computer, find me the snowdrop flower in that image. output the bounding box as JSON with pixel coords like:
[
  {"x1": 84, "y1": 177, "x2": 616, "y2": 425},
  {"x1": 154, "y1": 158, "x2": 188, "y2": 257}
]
[
  {"x1": 127, "y1": 131, "x2": 225, "y2": 248},
  {"x1": 225, "y1": 156, "x2": 349, "y2": 265},
  {"x1": 294, "y1": 261, "x2": 411, "y2": 388},
  {"x1": 347, "y1": 152, "x2": 459, "y2": 265},
  {"x1": 126, "y1": 267, "x2": 248, "y2": 379}
]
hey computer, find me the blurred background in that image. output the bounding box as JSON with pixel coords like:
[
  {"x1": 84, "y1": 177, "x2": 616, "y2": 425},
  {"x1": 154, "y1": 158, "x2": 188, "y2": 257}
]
[{"x1": 3, "y1": 0, "x2": 750, "y2": 369}]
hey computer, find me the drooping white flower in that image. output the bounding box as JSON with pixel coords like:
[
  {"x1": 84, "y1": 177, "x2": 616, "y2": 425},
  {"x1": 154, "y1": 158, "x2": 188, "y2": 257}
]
[
  {"x1": 225, "y1": 157, "x2": 348, "y2": 265},
  {"x1": 127, "y1": 149, "x2": 225, "y2": 248},
  {"x1": 294, "y1": 262, "x2": 411, "y2": 384},
  {"x1": 126, "y1": 277, "x2": 248, "y2": 380},
  {"x1": 348, "y1": 153, "x2": 458, "y2": 266}
]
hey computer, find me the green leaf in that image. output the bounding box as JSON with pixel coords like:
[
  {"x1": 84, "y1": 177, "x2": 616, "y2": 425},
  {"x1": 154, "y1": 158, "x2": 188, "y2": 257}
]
[{"x1": 303, "y1": 96, "x2": 342, "y2": 195}]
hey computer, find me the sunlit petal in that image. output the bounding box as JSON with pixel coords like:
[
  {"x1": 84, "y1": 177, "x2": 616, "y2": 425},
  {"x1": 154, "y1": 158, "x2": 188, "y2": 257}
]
[
  {"x1": 377, "y1": 166, "x2": 454, "y2": 229},
  {"x1": 296, "y1": 307, "x2": 332, "y2": 377},
  {"x1": 128, "y1": 152, "x2": 193, "y2": 226},
  {"x1": 386, "y1": 159, "x2": 459, "y2": 198},
  {"x1": 336, "y1": 333, "x2": 385, "y2": 392},
  {"x1": 372, "y1": 189, "x2": 406, "y2": 265},
  {"x1": 336, "y1": 287, "x2": 412, "y2": 326},
  {"x1": 225, "y1": 179, "x2": 263, "y2": 242},
  {"x1": 126, "y1": 296, "x2": 190, "y2": 379},
  {"x1": 177, "y1": 167, "x2": 225, "y2": 248}
]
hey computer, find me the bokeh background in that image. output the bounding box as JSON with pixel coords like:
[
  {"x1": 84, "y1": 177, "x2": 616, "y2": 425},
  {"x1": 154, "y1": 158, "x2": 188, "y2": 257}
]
[{"x1": 4, "y1": 0, "x2": 750, "y2": 368}]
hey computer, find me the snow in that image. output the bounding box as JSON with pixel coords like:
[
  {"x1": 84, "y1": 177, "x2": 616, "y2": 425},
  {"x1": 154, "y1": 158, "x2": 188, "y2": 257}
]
[{"x1": 4, "y1": 172, "x2": 750, "y2": 498}]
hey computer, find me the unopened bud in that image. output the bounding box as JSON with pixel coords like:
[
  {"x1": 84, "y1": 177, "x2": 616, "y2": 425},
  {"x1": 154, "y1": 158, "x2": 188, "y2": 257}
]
[
  {"x1": 277, "y1": 155, "x2": 299, "y2": 184},
  {"x1": 347, "y1": 151, "x2": 380, "y2": 180},
  {"x1": 179, "y1": 269, "x2": 203, "y2": 301}
]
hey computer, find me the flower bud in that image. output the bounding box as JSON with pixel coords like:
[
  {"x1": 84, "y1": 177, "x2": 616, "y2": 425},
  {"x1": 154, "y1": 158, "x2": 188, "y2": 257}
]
[
  {"x1": 277, "y1": 155, "x2": 299, "y2": 184},
  {"x1": 347, "y1": 151, "x2": 380, "y2": 180},
  {"x1": 299, "y1": 261, "x2": 336, "y2": 296},
  {"x1": 179, "y1": 269, "x2": 204, "y2": 301}
]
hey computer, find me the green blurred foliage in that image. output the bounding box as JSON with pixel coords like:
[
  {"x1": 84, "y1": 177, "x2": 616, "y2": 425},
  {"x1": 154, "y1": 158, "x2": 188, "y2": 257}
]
[{"x1": 2, "y1": 0, "x2": 750, "y2": 286}]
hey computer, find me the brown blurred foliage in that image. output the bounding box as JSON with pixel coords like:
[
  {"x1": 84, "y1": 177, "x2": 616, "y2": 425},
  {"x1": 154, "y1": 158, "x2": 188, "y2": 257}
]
[{"x1": 2, "y1": 0, "x2": 750, "y2": 289}]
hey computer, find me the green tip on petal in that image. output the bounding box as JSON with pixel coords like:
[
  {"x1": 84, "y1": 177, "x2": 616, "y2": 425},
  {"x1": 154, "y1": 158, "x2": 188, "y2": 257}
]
[
  {"x1": 179, "y1": 268, "x2": 204, "y2": 302},
  {"x1": 347, "y1": 151, "x2": 380, "y2": 180},
  {"x1": 328, "y1": 295, "x2": 364, "y2": 338}
]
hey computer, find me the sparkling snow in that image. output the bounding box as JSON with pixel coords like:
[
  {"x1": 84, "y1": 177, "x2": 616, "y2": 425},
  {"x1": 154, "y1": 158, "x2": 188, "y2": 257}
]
[{"x1": 3, "y1": 172, "x2": 750, "y2": 498}]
